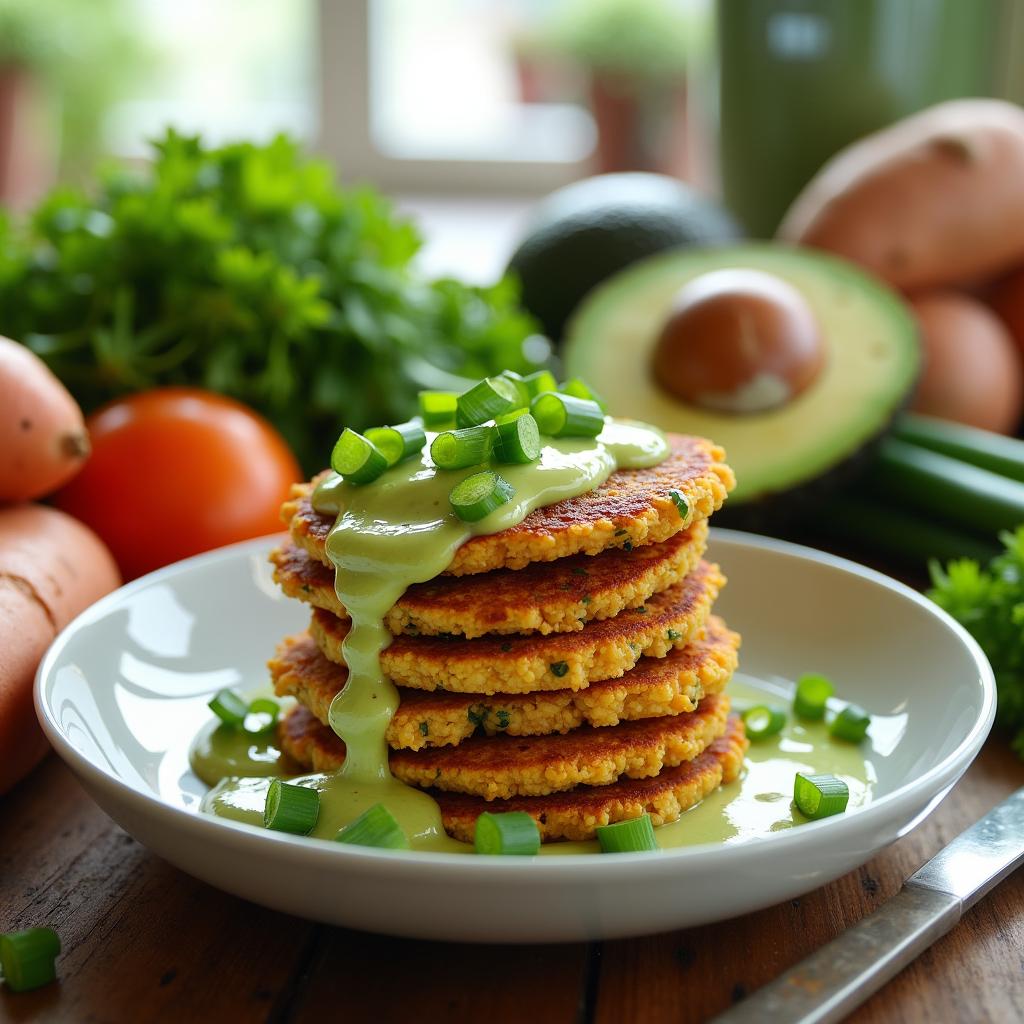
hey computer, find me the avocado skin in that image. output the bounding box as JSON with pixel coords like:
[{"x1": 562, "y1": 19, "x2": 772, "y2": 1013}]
[{"x1": 508, "y1": 173, "x2": 741, "y2": 342}]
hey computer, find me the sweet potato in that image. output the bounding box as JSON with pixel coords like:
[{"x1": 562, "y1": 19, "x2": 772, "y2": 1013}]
[
  {"x1": 0, "y1": 504, "x2": 120, "y2": 794},
  {"x1": 909, "y1": 291, "x2": 1024, "y2": 435},
  {"x1": 0, "y1": 336, "x2": 90, "y2": 501},
  {"x1": 779, "y1": 100, "x2": 1024, "y2": 291},
  {"x1": 990, "y1": 265, "x2": 1024, "y2": 355}
]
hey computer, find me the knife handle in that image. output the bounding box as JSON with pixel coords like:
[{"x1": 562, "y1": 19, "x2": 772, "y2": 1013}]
[{"x1": 712, "y1": 885, "x2": 961, "y2": 1024}]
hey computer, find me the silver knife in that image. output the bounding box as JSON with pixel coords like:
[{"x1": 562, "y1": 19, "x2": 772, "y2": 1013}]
[{"x1": 713, "y1": 787, "x2": 1024, "y2": 1024}]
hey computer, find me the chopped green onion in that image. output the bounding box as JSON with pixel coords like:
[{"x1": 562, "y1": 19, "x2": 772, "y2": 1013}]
[
  {"x1": 208, "y1": 688, "x2": 248, "y2": 727},
  {"x1": 668, "y1": 489, "x2": 689, "y2": 519},
  {"x1": 331, "y1": 428, "x2": 389, "y2": 484},
  {"x1": 456, "y1": 376, "x2": 522, "y2": 427},
  {"x1": 498, "y1": 370, "x2": 531, "y2": 408},
  {"x1": 245, "y1": 698, "x2": 280, "y2": 733},
  {"x1": 474, "y1": 811, "x2": 541, "y2": 855},
  {"x1": 0, "y1": 927, "x2": 61, "y2": 992},
  {"x1": 264, "y1": 779, "x2": 319, "y2": 835},
  {"x1": 449, "y1": 470, "x2": 514, "y2": 522},
  {"x1": 742, "y1": 705, "x2": 786, "y2": 741},
  {"x1": 365, "y1": 420, "x2": 426, "y2": 467},
  {"x1": 430, "y1": 426, "x2": 495, "y2": 469},
  {"x1": 523, "y1": 369, "x2": 558, "y2": 398},
  {"x1": 335, "y1": 803, "x2": 409, "y2": 849},
  {"x1": 418, "y1": 391, "x2": 458, "y2": 429},
  {"x1": 794, "y1": 673, "x2": 834, "y2": 721},
  {"x1": 830, "y1": 704, "x2": 872, "y2": 743},
  {"x1": 560, "y1": 377, "x2": 608, "y2": 411},
  {"x1": 596, "y1": 814, "x2": 658, "y2": 853},
  {"x1": 495, "y1": 412, "x2": 541, "y2": 464},
  {"x1": 530, "y1": 393, "x2": 604, "y2": 438},
  {"x1": 793, "y1": 772, "x2": 850, "y2": 820}
]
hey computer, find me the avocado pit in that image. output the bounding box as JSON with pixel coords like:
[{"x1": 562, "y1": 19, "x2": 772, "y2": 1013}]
[{"x1": 651, "y1": 268, "x2": 825, "y2": 414}]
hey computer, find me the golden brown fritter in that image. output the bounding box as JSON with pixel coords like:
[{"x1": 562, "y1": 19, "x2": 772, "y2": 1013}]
[
  {"x1": 282, "y1": 433, "x2": 734, "y2": 576},
  {"x1": 310, "y1": 561, "x2": 726, "y2": 694},
  {"x1": 271, "y1": 521, "x2": 706, "y2": 639},
  {"x1": 279, "y1": 709, "x2": 748, "y2": 843},
  {"x1": 278, "y1": 692, "x2": 730, "y2": 800},
  {"x1": 270, "y1": 616, "x2": 739, "y2": 751},
  {"x1": 433, "y1": 714, "x2": 749, "y2": 843}
]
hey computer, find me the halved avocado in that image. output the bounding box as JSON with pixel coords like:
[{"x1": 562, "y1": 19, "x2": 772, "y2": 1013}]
[{"x1": 564, "y1": 244, "x2": 919, "y2": 514}]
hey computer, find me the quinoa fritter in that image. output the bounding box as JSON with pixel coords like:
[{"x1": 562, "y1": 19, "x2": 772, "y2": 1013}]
[
  {"x1": 310, "y1": 561, "x2": 726, "y2": 694},
  {"x1": 434, "y1": 714, "x2": 748, "y2": 843},
  {"x1": 269, "y1": 616, "x2": 739, "y2": 750},
  {"x1": 271, "y1": 520, "x2": 706, "y2": 638},
  {"x1": 279, "y1": 692, "x2": 730, "y2": 800},
  {"x1": 283, "y1": 433, "x2": 734, "y2": 576},
  {"x1": 280, "y1": 710, "x2": 748, "y2": 843}
]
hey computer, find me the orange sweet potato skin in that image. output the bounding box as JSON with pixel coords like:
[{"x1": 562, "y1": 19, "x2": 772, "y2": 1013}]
[
  {"x1": 0, "y1": 504, "x2": 121, "y2": 794},
  {"x1": 779, "y1": 100, "x2": 1024, "y2": 292},
  {"x1": 0, "y1": 335, "x2": 90, "y2": 502}
]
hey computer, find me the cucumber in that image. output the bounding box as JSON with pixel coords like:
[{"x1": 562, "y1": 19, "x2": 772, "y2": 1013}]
[
  {"x1": 815, "y1": 495, "x2": 1001, "y2": 567},
  {"x1": 863, "y1": 438, "x2": 1024, "y2": 535},
  {"x1": 894, "y1": 414, "x2": 1024, "y2": 484}
]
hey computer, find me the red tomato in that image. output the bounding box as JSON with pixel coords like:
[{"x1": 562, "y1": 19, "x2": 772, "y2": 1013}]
[{"x1": 55, "y1": 388, "x2": 301, "y2": 580}]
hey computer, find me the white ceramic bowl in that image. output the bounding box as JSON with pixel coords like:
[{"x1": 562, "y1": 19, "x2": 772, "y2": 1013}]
[{"x1": 35, "y1": 531, "x2": 995, "y2": 943}]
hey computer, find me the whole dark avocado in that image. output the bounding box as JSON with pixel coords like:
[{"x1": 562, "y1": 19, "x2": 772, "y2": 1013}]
[{"x1": 507, "y1": 173, "x2": 741, "y2": 342}]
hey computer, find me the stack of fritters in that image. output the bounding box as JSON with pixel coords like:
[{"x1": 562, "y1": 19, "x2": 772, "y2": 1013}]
[{"x1": 268, "y1": 434, "x2": 748, "y2": 843}]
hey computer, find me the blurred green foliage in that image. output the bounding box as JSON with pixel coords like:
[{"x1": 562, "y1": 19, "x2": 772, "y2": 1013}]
[
  {"x1": 0, "y1": 131, "x2": 541, "y2": 471},
  {"x1": 0, "y1": 0, "x2": 144, "y2": 179},
  {"x1": 544, "y1": 0, "x2": 706, "y2": 83}
]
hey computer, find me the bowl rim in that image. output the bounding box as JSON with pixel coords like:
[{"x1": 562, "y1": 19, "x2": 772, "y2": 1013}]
[{"x1": 35, "y1": 529, "x2": 997, "y2": 879}]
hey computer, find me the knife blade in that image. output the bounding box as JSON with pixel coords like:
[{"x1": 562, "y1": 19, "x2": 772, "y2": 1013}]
[{"x1": 713, "y1": 787, "x2": 1024, "y2": 1024}]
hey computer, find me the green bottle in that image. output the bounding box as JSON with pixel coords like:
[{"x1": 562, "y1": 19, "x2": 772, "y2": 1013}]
[{"x1": 717, "y1": 0, "x2": 1006, "y2": 238}]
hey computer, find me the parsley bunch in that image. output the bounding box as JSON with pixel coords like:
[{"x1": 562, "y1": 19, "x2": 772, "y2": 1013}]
[
  {"x1": 929, "y1": 527, "x2": 1024, "y2": 757},
  {"x1": 0, "y1": 131, "x2": 540, "y2": 472}
]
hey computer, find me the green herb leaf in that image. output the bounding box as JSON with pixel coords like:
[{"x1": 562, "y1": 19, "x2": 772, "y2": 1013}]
[
  {"x1": 929, "y1": 530, "x2": 1024, "y2": 757},
  {"x1": 0, "y1": 131, "x2": 542, "y2": 474},
  {"x1": 549, "y1": 661, "x2": 569, "y2": 678}
]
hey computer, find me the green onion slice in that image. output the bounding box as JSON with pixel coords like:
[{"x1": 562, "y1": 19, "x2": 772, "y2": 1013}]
[
  {"x1": 418, "y1": 391, "x2": 458, "y2": 429},
  {"x1": 456, "y1": 376, "x2": 522, "y2": 427},
  {"x1": 498, "y1": 370, "x2": 531, "y2": 409},
  {"x1": 668, "y1": 489, "x2": 689, "y2": 519},
  {"x1": 495, "y1": 412, "x2": 541, "y2": 464},
  {"x1": 474, "y1": 811, "x2": 540, "y2": 855},
  {"x1": 0, "y1": 927, "x2": 61, "y2": 993},
  {"x1": 208, "y1": 688, "x2": 248, "y2": 727},
  {"x1": 793, "y1": 772, "x2": 850, "y2": 820},
  {"x1": 830, "y1": 704, "x2": 872, "y2": 743},
  {"x1": 331, "y1": 428, "x2": 389, "y2": 484},
  {"x1": 430, "y1": 425, "x2": 495, "y2": 469},
  {"x1": 794, "y1": 673, "x2": 834, "y2": 721},
  {"x1": 560, "y1": 377, "x2": 608, "y2": 411},
  {"x1": 741, "y1": 704, "x2": 786, "y2": 741},
  {"x1": 450, "y1": 470, "x2": 514, "y2": 522},
  {"x1": 530, "y1": 392, "x2": 604, "y2": 438},
  {"x1": 522, "y1": 369, "x2": 558, "y2": 398},
  {"x1": 245, "y1": 698, "x2": 280, "y2": 733},
  {"x1": 365, "y1": 420, "x2": 426, "y2": 467},
  {"x1": 336, "y1": 803, "x2": 409, "y2": 849},
  {"x1": 596, "y1": 814, "x2": 659, "y2": 853},
  {"x1": 264, "y1": 779, "x2": 319, "y2": 835}
]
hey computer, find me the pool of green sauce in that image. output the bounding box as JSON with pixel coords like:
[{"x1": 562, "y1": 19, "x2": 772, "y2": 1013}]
[{"x1": 195, "y1": 675, "x2": 876, "y2": 854}]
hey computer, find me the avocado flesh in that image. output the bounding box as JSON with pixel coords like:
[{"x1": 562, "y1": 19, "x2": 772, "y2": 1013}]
[{"x1": 564, "y1": 244, "x2": 919, "y2": 505}]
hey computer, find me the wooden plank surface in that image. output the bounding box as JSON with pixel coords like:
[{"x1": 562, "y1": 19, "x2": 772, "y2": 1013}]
[{"x1": 1, "y1": 740, "x2": 1021, "y2": 1024}]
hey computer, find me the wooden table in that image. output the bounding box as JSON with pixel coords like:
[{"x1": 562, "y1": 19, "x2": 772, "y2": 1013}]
[{"x1": 1, "y1": 736, "x2": 1021, "y2": 1023}]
